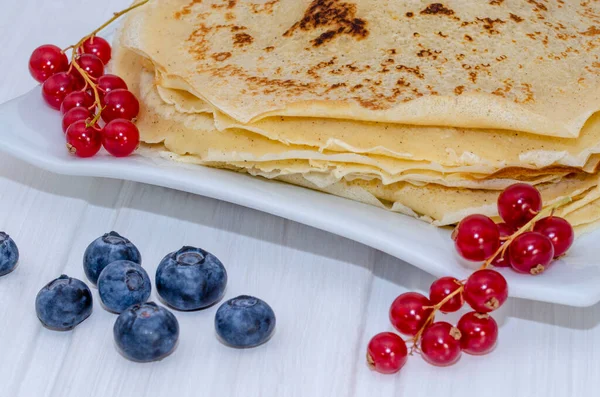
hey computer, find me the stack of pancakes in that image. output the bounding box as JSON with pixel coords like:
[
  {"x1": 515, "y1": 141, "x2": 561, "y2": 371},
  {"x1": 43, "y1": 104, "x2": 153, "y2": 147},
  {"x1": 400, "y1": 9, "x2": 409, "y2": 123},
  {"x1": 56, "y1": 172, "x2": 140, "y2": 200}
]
[{"x1": 112, "y1": 0, "x2": 600, "y2": 231}]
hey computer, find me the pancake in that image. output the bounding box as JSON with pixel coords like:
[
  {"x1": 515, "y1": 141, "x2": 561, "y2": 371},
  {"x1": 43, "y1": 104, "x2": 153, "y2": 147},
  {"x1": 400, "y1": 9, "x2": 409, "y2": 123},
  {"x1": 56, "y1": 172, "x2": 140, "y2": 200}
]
[{"x1": 122, "y1": 0, "x2": 600, "y2": 136}]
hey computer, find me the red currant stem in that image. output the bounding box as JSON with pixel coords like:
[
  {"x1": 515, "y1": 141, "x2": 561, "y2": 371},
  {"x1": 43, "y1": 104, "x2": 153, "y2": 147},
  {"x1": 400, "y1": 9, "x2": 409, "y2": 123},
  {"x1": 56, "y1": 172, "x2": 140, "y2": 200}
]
[
  {"x1": 70, "y1": 60, "x2": 102, "y2": 115},
  {"x1": 87, "y1": 105, "x2": 105, "y2": 127},
  {"x1": 60, "y1": 1, "x2": 149, "y2": 126},
  {"x1": 62, "y1": 0, "x2": 150, "y2": 54},
  {"x1": 409, "y1": 285, "x2": 464, "y2": 354},
  {"x1": 481, "y1": 196, "x2": 573, "y2": 269}
]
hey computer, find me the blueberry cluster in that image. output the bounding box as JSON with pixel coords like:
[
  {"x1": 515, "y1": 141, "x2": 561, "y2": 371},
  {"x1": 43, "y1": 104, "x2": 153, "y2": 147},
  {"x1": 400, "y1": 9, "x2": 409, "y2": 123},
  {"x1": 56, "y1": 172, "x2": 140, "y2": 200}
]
[{"x1": 1, "y1": 230, "x2": 276, "y2": 363}]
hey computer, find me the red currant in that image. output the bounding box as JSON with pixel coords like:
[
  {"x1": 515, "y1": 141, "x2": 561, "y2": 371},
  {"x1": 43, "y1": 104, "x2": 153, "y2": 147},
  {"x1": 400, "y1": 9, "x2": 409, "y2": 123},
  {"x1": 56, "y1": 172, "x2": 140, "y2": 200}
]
[
  {"x1": 490, "y1": 223, "x2": 514, "y2": 267},
  {"x1": 509, "y1": 232, "x2": 554, "y2": 275},
  {"x1": 497, "y1": 183, "x2": 542, "y2": 228},
  {"x1": 29, "y1": 44, "x2": 69, "y2": 83},
  {"x1": 78, "y1": 36, "x2": 112, "y2": 65},
  {"x1": 97, "y1": 74, "x2": 128, "y2": 100},
  {"x1": 457, "y1": 312, "x2": 498, "y2": 355},
  {"x1": 60, "y1": 91, "x2": 94, "y2": 114},
  {"x1": 420, "y1": 322, "x2": 462, "y2": 366},
  {"x1": 463, "y1": 269, "x2": 508, "y2": 312},
  {"x1": 101, "y1": 89, "x2": 140, "y2": 123},
  {"x1": 453, "y1": 214, "x2": 500, "y2": 261},
  {"x1": 102, "y1": 119, "x2": 140, "y2": 157},
  {"x1": 429, "y1": 277, "x2": 464, "y2": 313},
  {"x1": 73, "y1": 54, "x2": 105, "y2": 81},
  {"x1": 41, "y1": 72, "x2": 75, "y2": 110},
  {"x1": 366, "y1": 332, "x2": 408, "y2": 374},
  {"x1": 66, "y1": 121, "x2": 102, "y2": 158},
  {"x1": 389, "y1": 292, "x2": 434, "y2": 336},
  {"x1": 62, "y1": 107, "x2": 92, "y2": 133},
  {"x1": 533, "y1": 216, "x2": 574, "y2": 258}
]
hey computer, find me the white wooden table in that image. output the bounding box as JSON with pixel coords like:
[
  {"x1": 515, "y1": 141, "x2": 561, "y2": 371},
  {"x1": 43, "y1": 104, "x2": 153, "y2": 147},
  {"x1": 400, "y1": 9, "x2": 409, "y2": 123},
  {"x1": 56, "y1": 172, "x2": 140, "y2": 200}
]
[{"x1": 1, "y1": 1, "x2": 599, "y2": 396}]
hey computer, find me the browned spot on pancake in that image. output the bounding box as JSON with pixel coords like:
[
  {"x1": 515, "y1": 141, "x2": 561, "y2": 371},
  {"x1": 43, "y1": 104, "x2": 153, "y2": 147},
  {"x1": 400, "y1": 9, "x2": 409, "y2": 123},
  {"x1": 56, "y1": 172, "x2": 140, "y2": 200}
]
[
  {"x1": 454, "y1": 85, "x2": 465, "y2": 95},
  {"x1": 230, "y1": 25, "x2": 246, "y2": 32},
  {"x1": 388, "y1": 49, "x2": 397, "y2": 55},
  {"x1": 283, "y1": 0, "x2": 369, "y2": 47},
  {"x1": 395, "y1": 64, "x2": 425, "y2": 79},
  {"x1": 469, "y1": 71, "x2": 478, "y2": 83},
  {"x1": 437, "y1": 31, "x2": 448, "y2": 38},
  {"x1": 492, "y1": 78, "x2": 514, "y2": 97},
  {"x1": 251, "y1": 0, "x2": 280, "y2": 14},
  {"x1": 225, "y1": 12, "x2": 235, "y2": 20},
  {"x1": 517, "y1": 83, "x2": 535, "y2": 103},
  {"x1": 264, "y1": 46, "x2": 275, "y2": 52},
  {"x1": 489, "y1": 0, "x2": 504, "y2": 4},
  {"x1": 307, "y1": 57, "x2": 337, "y2": 78},
  {"x1": 581, "y1": 26, "x2": 600, "y2": 36},
  {"x1": 233, "y1": 33, "x2": 254, "y2": 46},
  {"x1": 211, "y1": 52, "x2": 232, "y2": 61},
  {"x1": 397, "y1": 78, "x2": 410, "y2": 87},
  {"x1": 496, "y1": 54, "x2": 508, "y2": 61},
  {"x1": 527, "y1": 0, "x2": 547, "y2": 12},
  {"x1": 420, "y1": 3, "x2": 455, "y2": 16},
  {"x1": 477, "y1": 17, "x2": 506, "y2": 34},
  {"x1": 174, "y1": 0, "x2": 203, "y2": 19},
  {"x1": 456, "y1": 53, "x2": 465, "y2": 61},
  {"x1": 510, "y1": 13, "x2": 524, "y2": 22},
  {"x1": 464, "y1": 34, "x2": 473, "y2": 41},
  {"x1": 406, "y1": 12, "x2": 414, "y2": 17}
]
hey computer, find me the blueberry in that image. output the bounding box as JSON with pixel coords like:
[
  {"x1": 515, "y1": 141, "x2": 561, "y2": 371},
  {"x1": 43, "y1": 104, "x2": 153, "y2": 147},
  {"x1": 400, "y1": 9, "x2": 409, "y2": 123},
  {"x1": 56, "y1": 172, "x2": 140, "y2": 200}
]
[
  {"x1": 83, "y1": 231, "x2": 141, "y2": 286},
  {"x1": 113, "y1": 302, "x2": 179, "y2": 362},
  {"x1": 156, "y1": 246, "x2": 227, "y2": 311},
  {"x1": 35, "y1": 275, "x2": 93, "y2": 331},
  {"x1": 215, "y1": 295, "x2": 276, "y2": 348},
  {"x1": 0, "y1": 232, "x2": 19, "y2": 277},
  {"x1": 98, "y1": 260, "x2": 151, "y2": 313}
]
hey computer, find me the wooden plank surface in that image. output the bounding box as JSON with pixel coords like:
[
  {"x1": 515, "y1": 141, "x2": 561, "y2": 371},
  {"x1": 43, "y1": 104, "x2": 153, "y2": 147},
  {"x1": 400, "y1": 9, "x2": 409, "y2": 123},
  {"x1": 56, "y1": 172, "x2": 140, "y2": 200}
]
[{"x1": 1, "y1": 1, "x2": 599, "y2": 396}]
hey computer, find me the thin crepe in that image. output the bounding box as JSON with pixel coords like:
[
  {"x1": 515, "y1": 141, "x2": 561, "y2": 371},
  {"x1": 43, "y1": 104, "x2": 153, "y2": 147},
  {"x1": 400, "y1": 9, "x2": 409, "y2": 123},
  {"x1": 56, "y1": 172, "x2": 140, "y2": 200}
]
[{"x1": 122, "y1": 0, "x2": 600, "y2": 136}]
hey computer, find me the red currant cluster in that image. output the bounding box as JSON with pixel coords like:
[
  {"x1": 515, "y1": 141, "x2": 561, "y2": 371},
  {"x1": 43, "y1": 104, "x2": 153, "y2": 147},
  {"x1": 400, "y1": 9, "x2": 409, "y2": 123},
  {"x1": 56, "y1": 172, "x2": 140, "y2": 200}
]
[
  {"x1": 367, "y1": 183, "x2": 575, "y2": 374},
  {"x1": 27, "y1": 2, "x2": 148, "y2": 158},
  {"x1": 454, "y1": 183, "x2": 574, "y2": 275}
]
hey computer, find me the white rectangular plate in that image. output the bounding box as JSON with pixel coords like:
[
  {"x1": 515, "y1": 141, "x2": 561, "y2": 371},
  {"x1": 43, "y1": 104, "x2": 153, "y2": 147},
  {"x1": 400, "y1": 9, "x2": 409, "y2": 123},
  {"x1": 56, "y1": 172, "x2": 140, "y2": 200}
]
[{"x1": 1, "y1": 88, "x2": 600, "y2": 306}]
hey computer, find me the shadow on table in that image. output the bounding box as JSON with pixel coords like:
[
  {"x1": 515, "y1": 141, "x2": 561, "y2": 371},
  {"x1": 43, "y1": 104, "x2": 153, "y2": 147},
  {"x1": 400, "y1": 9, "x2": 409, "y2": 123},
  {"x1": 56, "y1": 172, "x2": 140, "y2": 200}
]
[{"x1": 3, "y1": 154, "x2": 600, "y2": 332}]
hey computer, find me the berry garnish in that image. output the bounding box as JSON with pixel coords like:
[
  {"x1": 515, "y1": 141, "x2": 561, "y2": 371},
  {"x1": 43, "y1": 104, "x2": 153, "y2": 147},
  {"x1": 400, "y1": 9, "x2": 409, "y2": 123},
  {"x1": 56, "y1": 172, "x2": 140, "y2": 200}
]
[
  {"x1": 60, "y1": 90, "x2": 94, "y2": 114},
  {"x1": 41, "y1": 72, "x2": 75, "y2": 109},
  {"x1": 97, "y1": 74, "x2": 128, "y2": 100},
  {"x1": 533, "y1": 216, "x2": 574, "y2": 258},
  {"x1": 497, "y1": 183, "x2": 542, "y2": 228},
  {"x1": 78, "y1": 36, "x2": 112, "y2": 64},
  {"x1": 367, "y1": 332, "x2": 408, "y2": 374},
  {"x1": 156, "y1": 246, "x2": 227, "y2": 311},
  {"x1": 0, "y1": 232, "x2": 19, "y2": 277},
  {"x1": 114, "y1": 302, "x2": 179, "y2": 362},
  {"x1": 429, "y1": 277, "x2": 464, "y2": 313},
  {"x1": 83, "y1": 231, "x2": 141, "y2": 286},
  {"x1": 389, "y1": 292, "x2": 434, "y2": 336},
  {"x1": 215, "y1": 295, "x2": 276, "y2": 348},
  {"x1": 62, "y1": 107, "x2": 92, "y2": 133},
  {"x1": 29, "y1": 44, "x2": 69, "y2": 83},
  {"x1": 463, "y1": 269, "x2": 508, "y2": 312},
  {"x1": 102, "y1": 119, "x2": 140, "y2": 157},
  {"x1": 453, "y1": 214, "x2": 500, "y2": 261},
  {"x1": 74, "y1": 53, "x2": 105, "y2": 80},
  {"x1": 457, "y1": 312, "x2": 498, "y2": 355},
  {"x1": 490, "y1": 223, "x2": 513, "y2": 267},
  {"x1": 65, "y1": 121, "x2": 102, "y2": 158},
  {"x1": 420, "y1": 322, "x2": 462, "y2": 366},
  {"x1": 509, "y1": 232, "x2": 554, "y2": 275},
  {"x1": 35, "y1": 275, "x2": 93, "y2": 331},
  {"x1": 98, "y1": 260, "x2": 151, "y2": 313},
  {"x1": 29, "y1": 1, "x2": 149, "y2": 158},
  {"x1": 101, "y1": 89, "x2": 140, "y2": 123}
]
